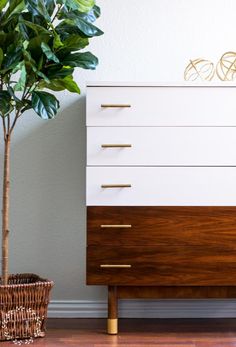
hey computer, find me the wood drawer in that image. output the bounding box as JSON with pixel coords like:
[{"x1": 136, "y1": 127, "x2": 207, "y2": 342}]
[
  {"x1": 86, "y1": 167, "x2": 236, "y2": 206},
  {"x1": 87, "y1": 245, "x2": 236, "y2": 285},
  {"x1": 87, "y1": 206, "x2": 236, "y2": 246},
  {"x1": 86, "y1": 86, "x2": 236, "y2": 126},
  {"x1": 87, "y1": 127, "x2": 236, "y2": 166}
]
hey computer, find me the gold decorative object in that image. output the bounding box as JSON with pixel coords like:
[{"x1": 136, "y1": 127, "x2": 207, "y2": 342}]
[
  {"x1": 100, "y1": 264, "x2": 132, "y2": 268},
  {"x1": 101, "y1": 184, "x2": 132, "y2": 188},
  {"x1": 101, "y1": 144, "x2": 132, "y2": 148},
  {"x1": 107, "y1": 319, "x2": 118, "y2": 335},
  {"x1": 184, "y1": 51, "x2": 236, "y2": 81},
  {"x1": 216, "y1": 51, "x2": 236, "y2": 81},
  {"x1": 101, "y1": 104, "x2": 131, "y2": 108},
  {"x1": 184, "y1": 59, "x2": 215, "y2": 81},
  {"x1": 100, "y1": 224, "x2": 132, "y2": 228}
]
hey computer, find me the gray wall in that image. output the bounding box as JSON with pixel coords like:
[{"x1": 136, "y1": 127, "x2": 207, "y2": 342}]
[{"x1": 3, "y1": 0, "x2": 236, "y2": 302}]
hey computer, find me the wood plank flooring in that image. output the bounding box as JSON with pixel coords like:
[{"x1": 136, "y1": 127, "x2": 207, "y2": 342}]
[{"x1": 2, "y1": 318, "x2": 236, "y2": 346}]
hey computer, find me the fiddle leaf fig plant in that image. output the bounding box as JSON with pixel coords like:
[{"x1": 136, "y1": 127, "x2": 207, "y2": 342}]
[{"x1": 0, "y1": 0, "x2": 103, "y2": 285}]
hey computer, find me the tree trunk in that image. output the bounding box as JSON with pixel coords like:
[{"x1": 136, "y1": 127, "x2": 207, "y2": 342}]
[{"x1": 2, "y1": 135, "x2": 10, "y2": 285}]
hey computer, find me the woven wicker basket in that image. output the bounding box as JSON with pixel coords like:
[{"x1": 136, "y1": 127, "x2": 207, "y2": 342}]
[{"x1": 0, "y1": 273, "x2": 54, "y2": 341}]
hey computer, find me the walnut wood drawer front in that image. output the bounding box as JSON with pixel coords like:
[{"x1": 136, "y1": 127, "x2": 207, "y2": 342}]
[
  {"x1": 87, "y1": 206, "x2": 236, "y2": 246},
  {"x1": 87, "y1": 127, "x2": 236, "y2": 166},
  {"x1": 86, "y1": 86, "x2": 236, "y2": 126},
  {"x1": 87, "y1": 167, "x2": 236, "y2": 206},
  {"x1": 87, "y1": 245, "x2": 236, "y2": 286}
]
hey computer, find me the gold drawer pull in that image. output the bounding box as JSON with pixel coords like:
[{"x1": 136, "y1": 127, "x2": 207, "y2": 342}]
[
  {"x1": 100, "y1": 264, "x2": 131, "y2": 268},
  {"x1": 100, "y1": 224, "x2": 132, "y2": 228},
  {"x1": 101, "y1": 144, "x2": 132, "y2": 148},
  {"x1": 101, "y1": 184, "x2": 131, "y2": 188},
  {"x1": 101, "y1": 104, "x2": 131, "y2": 108}
]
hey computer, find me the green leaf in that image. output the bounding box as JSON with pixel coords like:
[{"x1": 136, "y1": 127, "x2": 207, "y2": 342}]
[
  {"x1": 24, "y1": 50, "x2": 50, "y2": 83},
  {"x1": 14, "y1": 62, "x2": 27, "y2": 91},
  {"x1": 74, "y1": 17, "x2": 103, "y2": 37},
  {"x1": 0, "y1": 91, "x2": 12, "y2": 116},
  {"x1": 62, "y1": 51, "x2": 98, "y2": 69},
  {"x1": 34, "y1": 69, "x2": 50, "y2": 83},
  {"x1": 18, "y1": 10, "x2": 48, "y2": 29},
  {"x1": 20, "y1": 19, "x2": 51, "y2": 36},
  {"x1": 2, "y1": 13, "x2": 19, "y2": 32},
  {"x1": 12, "y1": 60, "x2": 23, "y2": 74},
  {"x1": 0, "y1": 48, "x2": 3, "y2": 69},
  {"x1": 59, "y1": 0, "x2": 95, "y2": 12},
  {"x1": 59, "y1": 4, "x2": 100, "y2": 23},
  {"x1": 81, "y1": 5, "x2": 100, "y2": 22},
  {"x1": 55, "y1": 23, "x2": 81, "y2": 39},
  {"x1": 57, "y1": 35, "x2": 88, "y2": 59},
  {"x1": 41, "y1": 42, "x2": 60, "y2": 63},
  {"x1": 25, "y1": 0, "x2": 51, "y2": 21},
  {"x1": 3, "y1": 44, "x2": 23, "y2": 69},
  {"x1": 53, "y1": 33, "x2": 63, "y2": 49},
  {"x1": 7, "y1": 85, "x2": 21, "y2": 103},
  {"x1": 21, "y1": 99, "x2": 32, "y2": 113},
  {"x1": 28, "y1": 34, "x2": 51, "y2": 61},
  {"x1": 32, "y1": 91, "x2": 60, "y2": 119},
  {"x1": 63, "y1": 76, "x2": 80, "y2": 93},
  {"x1": 37, "y1": 54, "x2": 44, "y2": 70},
  {"x1": 0, "y1": 0, "x2": 8, "y2": 11},
  {"x1": 45, "y1": 0, "x2": 56, "y2": 16},
  {"x1": 75, "y1": 0, "x2": 95, "y2": 12},
  {"x1": 39, "y1": 75, "x2": 80, "y2": 93},
  {"x1": 1, "y1": 0, "x2": 24, "y2": 20},
  {"x1": 62, "y1": 34, "x2": 88, "y2": 50},
  {"x1": 0, "y1": 32, "x2": 7, "y2": 48},
  {"x1": 57, "y1": 14, "x2": 103, "y2": 37},
  {"x1": 0, "y1": 31, "x2": 19, "y2": 52},
  {"x1": 46, "y1": 65, "x2": 74, "y2": 79}
]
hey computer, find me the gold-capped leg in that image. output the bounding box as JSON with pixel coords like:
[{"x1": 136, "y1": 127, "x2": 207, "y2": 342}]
[{"x1": 107, "y1": 318, "x2": 118, "y2": 334}]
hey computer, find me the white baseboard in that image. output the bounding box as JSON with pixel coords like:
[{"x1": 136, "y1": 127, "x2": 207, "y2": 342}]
[{"x1": 48, "y1": 299, "x2": 236, "y2": 318}]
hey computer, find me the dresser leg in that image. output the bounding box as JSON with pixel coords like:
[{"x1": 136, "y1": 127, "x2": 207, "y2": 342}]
[{"x1": 107, "y1": 286, "x2": 118, "y2": 334}]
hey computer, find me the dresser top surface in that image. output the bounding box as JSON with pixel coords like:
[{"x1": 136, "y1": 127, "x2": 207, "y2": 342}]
[{"x1": 87, "y1": 81, "x2": 236, "y2": 87}]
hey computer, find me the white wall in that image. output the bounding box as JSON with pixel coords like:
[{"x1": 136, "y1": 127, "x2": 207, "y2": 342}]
[{"x1": 4, "y1": 0, "x2": 236, "y2": 312}]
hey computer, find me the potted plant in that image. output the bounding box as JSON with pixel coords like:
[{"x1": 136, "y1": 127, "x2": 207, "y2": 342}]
[{"x1": 0, "y1": 0, "x2": 103, "y2": 341}]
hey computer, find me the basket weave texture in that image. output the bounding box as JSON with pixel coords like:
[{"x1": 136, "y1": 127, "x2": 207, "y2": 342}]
[{"x1": 0, "y1": 273, "x2": 54, "y2": 341}]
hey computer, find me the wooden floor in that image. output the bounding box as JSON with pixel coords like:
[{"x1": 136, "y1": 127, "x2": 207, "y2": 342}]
[{"x1": 2, "y1": 318, "x2": 236, "y2": 346}]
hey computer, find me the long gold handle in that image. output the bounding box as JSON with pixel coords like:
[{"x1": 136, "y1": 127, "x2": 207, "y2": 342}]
[
  {"x1": 101, "y1": 104, "x2": 131, "y2": 108},
  {"x1": 100, "y1": 264, "x2": 131, "y2": 268},
  {"x1": 101, "y1": 144, "x2": 132, "y2": 148},
  {"x1": 101, "y1": 184, "x2": 131, "y2": 188},
  {"x1": 100, "y1": 224, "x2": 132, "y2": 228}
]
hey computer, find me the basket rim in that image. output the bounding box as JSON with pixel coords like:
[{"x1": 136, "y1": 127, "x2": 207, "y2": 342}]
[{"x1": 0, "y1": 273, "x2": 54, "y2": 288}]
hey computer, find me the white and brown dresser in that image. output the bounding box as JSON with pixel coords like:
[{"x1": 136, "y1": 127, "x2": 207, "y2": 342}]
[{"x1": 86, "y1": 82, "x2": 236, "y2": 334}]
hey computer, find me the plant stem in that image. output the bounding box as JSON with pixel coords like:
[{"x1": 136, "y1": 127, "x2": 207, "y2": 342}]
[
  {"x1": 2, "y1": 134, "x2": 10, "y2": 285},
  {"x1": 7, "y1": 115, "x2": 10, "y2": 134},
  {"x1": 2, "y1": 117, "x2": 6, "y2": 141},
  {"x1": 10, "y1": 110, "x2": 21, "y2": 135}
]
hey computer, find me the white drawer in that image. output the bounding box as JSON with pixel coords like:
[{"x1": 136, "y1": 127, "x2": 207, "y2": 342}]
[
  {"x1": 86, "y1": 86, "x2": 236, "y2": 126},
  {"x1": 86, "y1": 167, "x2": 236, "y2": 206},
  {"x1": 87, "y1": 127, "x2": 236, "y2": 166}
]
